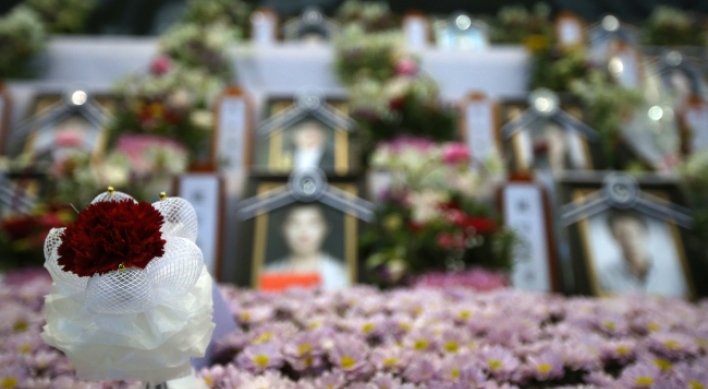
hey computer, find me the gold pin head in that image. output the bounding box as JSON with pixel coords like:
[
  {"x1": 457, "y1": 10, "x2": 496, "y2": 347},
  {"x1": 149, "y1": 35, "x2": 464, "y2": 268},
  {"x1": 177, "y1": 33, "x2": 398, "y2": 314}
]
[
  {"x1": 159, "y1": 192, "x2": 167, "y2": 201},
  {"x1": 118, "y1": 263, "x2": 126, "y2": 272},
  {"x1": 107, "y1": 186, "x2": 115, "y2": 195}
]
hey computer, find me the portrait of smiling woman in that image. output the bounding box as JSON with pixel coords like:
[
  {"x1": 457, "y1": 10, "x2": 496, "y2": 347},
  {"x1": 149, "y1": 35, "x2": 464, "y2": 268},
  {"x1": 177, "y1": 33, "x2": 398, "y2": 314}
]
[{"x1": 264, "y1": 204, "x2": 348, "y2": 289}]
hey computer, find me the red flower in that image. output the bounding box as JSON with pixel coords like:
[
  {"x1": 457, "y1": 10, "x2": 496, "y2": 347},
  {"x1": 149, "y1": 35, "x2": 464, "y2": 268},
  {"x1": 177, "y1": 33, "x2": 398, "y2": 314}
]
[
  {"x1": 57, "y1": 200, "x2": 166, "y2": 277},
  {"x1": 463, "y1": 217, "x2": 497, "y2": 235},
  {"x1": 1, "y1": 217, "x2": 36, "y2": 240},
  {"x1": 389, "y1": 96, "x2": 406, "y2": 111}
]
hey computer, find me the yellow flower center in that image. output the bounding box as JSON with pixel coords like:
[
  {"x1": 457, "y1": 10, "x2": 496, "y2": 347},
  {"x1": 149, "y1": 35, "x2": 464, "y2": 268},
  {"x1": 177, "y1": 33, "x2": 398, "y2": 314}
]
[
  {"x1": 383, "y1": 357, "x2": 398, "y2": 367},
  {"x1": 689, "y1": 381, "x2": 706, "y2": 389},
  {"x1": 664, "y1": 340, "x2": 681, "y2": 350},
  {"x1": 304, "y1": 356, "x2": 314, "y2": 367},
  {"x1": 203, "y1": 377, "x2": 212, "y2": 386},
  {"x1": 414, "y1": 339, "x2": 429, "y2": 350},
  {"x1": 450, "y1": 369, "x2": 460, "y2": 379},
  {"x1": 488, "y1": 359, "x2": 503, "y2": 370},
  {"x1": 298, "y1": 343, "x2": 312, "y2": 355},
  {"x1": 654, "y1": 358, "x2": 673, "y2": 371},
  {"x1": 635, "y1": 376, "x2": 654, "y2": 386},
  {"x1": 240, "y1": 312, "x2": 251, "y2": 321},
  {"x1": 536, "y1": 363, "x2": 552, "y2": 374},
  {"x1": 398, "y1": 323, "x2": 411, "y2": 332},
  {"x1": 254, "y1": 332, "x2": 272, "y2": 344},
  {"x1": 340, "y1": 356, "x2": 356, "y2": 369},
  {"x1": 445, "y1": 342, "x2": 459, "y2": 352},
  {"x1": 458, "y1": 311, "x2": 471, "y2": 320},
  {"x1": 648, "y1": 322, "x2": 661, "y2": 332},
  {"x1": 617, "y1": 345, "x2": 630, "y2": 356},
  {"x1": 1, "y1": 377, "x2": 17, "y2": 389},
  {"x1": 12, "y1": 321, "x2": 28, "y2": 332},
  {"x1": 18, "y1": 344, "x2": 31, "y2": 354},
  {"x1": 603, "y1": 320, "x2": 617, "y2": 331},
  {"x1": 253, "y1": 355, "x2": 270, "y2": 368},
  {"x1": 362, "y1": 323, "x2": 376, "y2": 333}
]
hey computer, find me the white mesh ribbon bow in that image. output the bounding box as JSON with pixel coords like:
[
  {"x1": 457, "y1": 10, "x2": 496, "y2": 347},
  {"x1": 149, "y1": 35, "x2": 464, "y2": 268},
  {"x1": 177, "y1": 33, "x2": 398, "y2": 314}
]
[{"x1": 41, "y1": 189, "x2": 215, "y2": 383}]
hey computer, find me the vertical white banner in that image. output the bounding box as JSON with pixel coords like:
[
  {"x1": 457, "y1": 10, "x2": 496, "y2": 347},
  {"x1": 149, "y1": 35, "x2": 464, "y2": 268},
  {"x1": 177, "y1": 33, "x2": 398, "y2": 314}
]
[
  {"x1": 503, "y1": 183, "x2": 552, "y2": 292},
  {"x1": 251, "y1": 11, "x2": 276, "y2": 46},
  {"x1": 686, "y1": 103, "x2": 708, "y2": 151},
  {"x1": 465, "y1": 98, "x2": 496, "y2": 161},
  {"x1": 178, "y1": 175, "x2": 222, "y2": 276},
  {"x1": 404, "y1": 16, "x2": 428, "y2": 50},
  {"x1": 217, "y1": 97, "x2": 246, "y2": 170}
]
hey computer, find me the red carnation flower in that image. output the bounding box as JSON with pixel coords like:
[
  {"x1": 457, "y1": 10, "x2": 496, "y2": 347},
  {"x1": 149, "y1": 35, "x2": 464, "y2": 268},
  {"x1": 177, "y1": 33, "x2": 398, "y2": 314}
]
[
  {"x1": 463, "y1": 217, "x2": 497, "y2": 235},
  {"x1": 57, "y1": 200, "x2": 166, "y2": 277}
]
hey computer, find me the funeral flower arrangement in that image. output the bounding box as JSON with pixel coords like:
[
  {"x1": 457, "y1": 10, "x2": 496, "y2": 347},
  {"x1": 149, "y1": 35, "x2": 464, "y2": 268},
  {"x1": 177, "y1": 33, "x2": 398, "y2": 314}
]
[
  {"x1": 0, "y1": 6, "x2": 47, "y2": 79},
  {"x1": 0, "y1": 203, "x2": 75, "y2": 270},
  {"x1": 334, "y1": 27, "x2": 458, "y2": 146},
  {"x1": 491, "y1": 3, "x2": 553, "y2": 45},
  {"x1": 158, "y1": 22, "x2": 235, "y2": 80},
  {"x1": 361, "y1": 137, "x2": 513, "y2": 286},
  {"x1": 180, "y1": 0, "x2": 251, "y2": 37},
  {"x1": 643, "y1": 6, "x2": 703, "y2": 47},
  {"x1": 6, "y1": 274, "x2": 708, "y2": 388},
  {"x1": 107, "y1": 56, "x2": 221, "y2": 161},
  {"x1": 336, "y1": 0, "x2": 398, "y2": 33},
  {"x1": 24, "y1": 0, "x2": 96, "y2": 34}
]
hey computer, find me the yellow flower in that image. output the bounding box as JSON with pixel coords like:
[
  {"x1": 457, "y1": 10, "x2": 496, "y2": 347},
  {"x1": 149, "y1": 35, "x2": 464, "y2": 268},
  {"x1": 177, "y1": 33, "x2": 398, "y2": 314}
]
[
  {"x1": 524, "y1": 34, "x2": 549, "y2": 52},
  {"x1": 383, "y1": 215, "x2": 402, "y2": 231}
]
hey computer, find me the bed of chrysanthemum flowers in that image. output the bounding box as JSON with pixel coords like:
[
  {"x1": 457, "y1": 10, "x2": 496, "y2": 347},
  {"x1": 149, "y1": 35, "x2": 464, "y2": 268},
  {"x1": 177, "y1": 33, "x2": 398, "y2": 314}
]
[{"x1": 1, "y1": 269, "x2": 708, "y2": 389}]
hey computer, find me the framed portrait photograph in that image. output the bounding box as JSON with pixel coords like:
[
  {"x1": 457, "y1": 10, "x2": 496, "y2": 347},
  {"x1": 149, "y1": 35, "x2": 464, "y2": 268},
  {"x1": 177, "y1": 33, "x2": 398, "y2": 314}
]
[
  {"x1": 12, "y1": 91, "x2": 115, "y2": 161},
  {"x1": 555, "y1": 11, "x2": 586, "y2": 48},
  {"x1": 255, "y1": 96, "x2": 357, "y2": 176},
  {"x1": 681, "y1": 97, "x2": 708, "y2": 152},
  {"x1": 174, "y1": 173, "x2": 225, "y2": 279},
  {"x1": 403, "y1": 12, "x2": 430, "y2": 50},
  {"x1": 558, "y1": 173, "x2": 706, "y2": 299},
  {"x1": 236, "y1": 178, "x2": 363, "y2": 291},
  {"x1": 250, "y1": 8, "x2": 279, "y2": 46},
  {"x1": 0, "y1": 84, "x2": 12, "y2": 156},
  {"x1": 499, "y1": 97, "x2": 597, "y2": 174},
  {"x1": 499, "y1": 177, "x2": 560, "y2": 292},
  {"x1": 210, "y1": 85, "x2": 254, "y2": 172},
  {"x1": 606, "y1": 41, "x2": 645, "y2": 88},
  {"x1": 459, "y1": 92, "x2": 500, "y2": 163}
]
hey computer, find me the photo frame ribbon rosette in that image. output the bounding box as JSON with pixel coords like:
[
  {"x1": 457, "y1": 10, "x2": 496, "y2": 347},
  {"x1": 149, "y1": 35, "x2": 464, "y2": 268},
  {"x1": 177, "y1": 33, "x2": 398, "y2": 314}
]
[{"x1": 40, "y1": 188, "x2": 215, "y2": 384}]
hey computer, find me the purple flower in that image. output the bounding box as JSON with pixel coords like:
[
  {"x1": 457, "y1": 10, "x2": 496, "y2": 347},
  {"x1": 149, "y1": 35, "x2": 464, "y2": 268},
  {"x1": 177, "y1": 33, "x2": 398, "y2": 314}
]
[
  {"x1": 617, "y1": 364, "x2": 661, "y2": 388},
  {"x1": 328, "y1": 336, "x2": 370, "y2": 378},
  {"x1": 647, "y1": 332, "x2": 699, "y2": 360},
  {"x1": 438, "y1": 354, "x2": 485, "y2": 385},
  {"x1": 369, "y1": 372, "x2": 402, "y2": 389},
  {"x1": 370, "y1": 346, "x2": 410, "y2": 373},
  {"x1": 236, "y1": 343, "x2": 284, "y2": 373},
  {"x1": 282, "y1": 332, "x2": 325, "y2": 371},
  {"x1": 525, "y1": 351, "x2": 564, "y2": 381},
  {"x1": 601, "y1": 339, "x2": 637, "y2": 365},
  {"x1": 313, "y1": 371, "x2": 346, "y2": 389},
  {"x1": 478, "y1": 346, "x2": 520, "y2": 380},
  {"x1": 402, "y1": 354, "x2": 437, "y2": 383}
]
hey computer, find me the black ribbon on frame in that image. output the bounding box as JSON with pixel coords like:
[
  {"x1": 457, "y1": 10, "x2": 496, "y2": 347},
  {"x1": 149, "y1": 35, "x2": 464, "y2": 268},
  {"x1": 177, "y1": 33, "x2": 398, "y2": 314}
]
[
  {"x1": 560, "y1": 173, "x2": 693, "y2": 228},
  {"x1": 237, "y1": 168, "x2": 375, "y2": 223}
]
